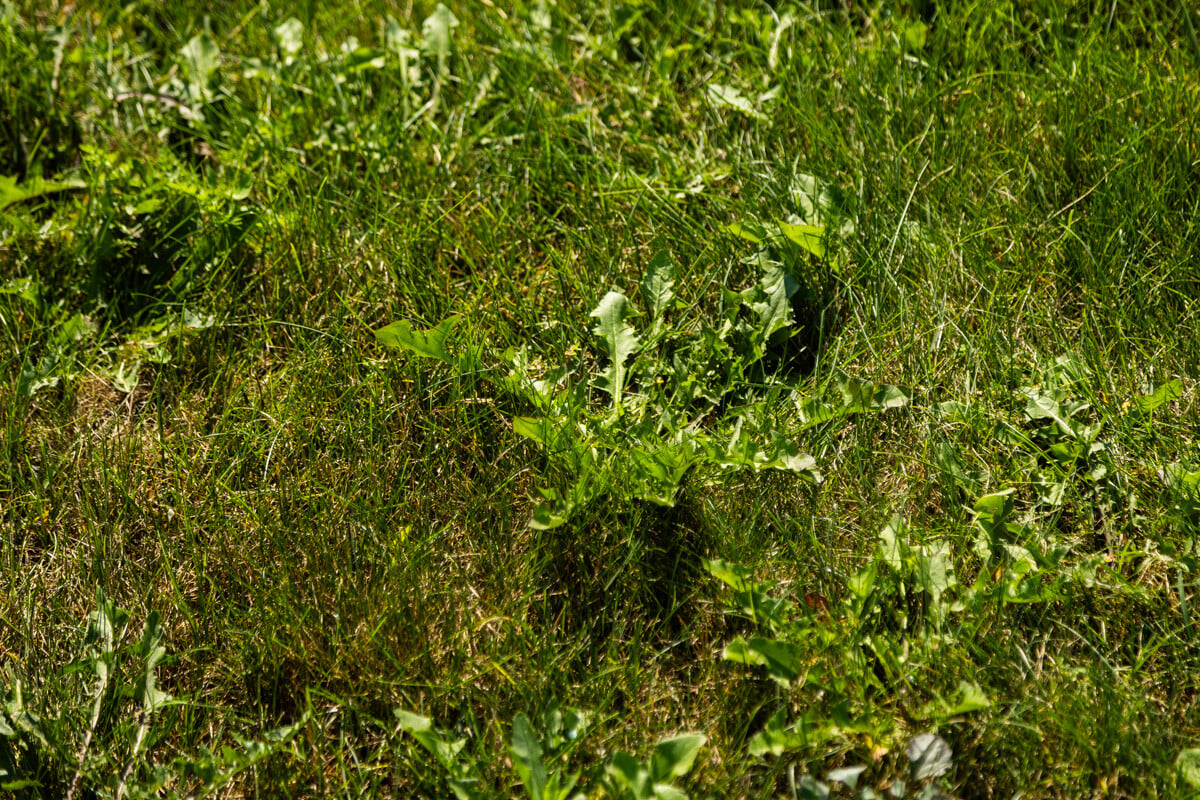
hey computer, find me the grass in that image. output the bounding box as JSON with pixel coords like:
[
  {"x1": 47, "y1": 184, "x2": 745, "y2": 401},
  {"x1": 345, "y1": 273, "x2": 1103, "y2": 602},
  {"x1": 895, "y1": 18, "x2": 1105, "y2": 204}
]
[{"x1": 3, "y1": 0, "x2": 1200, "y2": 797}]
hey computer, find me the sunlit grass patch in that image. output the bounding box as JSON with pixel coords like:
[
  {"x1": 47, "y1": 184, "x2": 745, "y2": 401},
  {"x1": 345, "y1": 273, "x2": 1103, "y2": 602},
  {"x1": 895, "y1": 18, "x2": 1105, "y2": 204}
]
[{"x1": 3, "y1": 1, "x2": 1200, "y2": 797}]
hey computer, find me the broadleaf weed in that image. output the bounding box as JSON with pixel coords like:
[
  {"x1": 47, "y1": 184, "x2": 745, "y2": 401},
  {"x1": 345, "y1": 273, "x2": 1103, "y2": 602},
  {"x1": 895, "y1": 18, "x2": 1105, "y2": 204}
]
[
  {"x1": 0, "y1": 591, "x2": 306, "y2": 798},
  {"x1": 377, "y1": 236, "x2": 912, "y2": 528}
]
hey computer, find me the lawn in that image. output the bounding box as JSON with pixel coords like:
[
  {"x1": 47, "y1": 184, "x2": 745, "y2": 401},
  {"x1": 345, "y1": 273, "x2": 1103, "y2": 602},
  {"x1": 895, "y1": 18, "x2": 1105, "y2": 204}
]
[{"x1": 3, "y1": 1, "x2": 1200, "y2": 797}]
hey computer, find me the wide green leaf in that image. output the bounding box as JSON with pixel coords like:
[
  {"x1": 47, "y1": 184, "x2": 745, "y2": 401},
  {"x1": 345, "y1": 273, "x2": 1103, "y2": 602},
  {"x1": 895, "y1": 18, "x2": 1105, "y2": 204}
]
[
  {"x1": 1177, "y1": 748, "x2": 1200, "y2": 788},
  {"x1": 723, "y1": 636, "x2": 807, "y2": 684},
  {"x1": 946, "y1": 681, "x2": 990, "y2": 715},
  {"x1": 777, "y1": 221, "x2": 826, "y2": 258},
  {"x1": 590, "y1": 292, "x2": 641, "y2": 407},
  {"x1": 530, "y1": 499, "x2": 572, "y2": 530},
  {"x1": 1134, "y1": 378, "x2": 1182, "y2": 414},
  {"x1": 606, "y1": 751, "x2": 650, "y2": 797},
  {"x1": 915, "y1": 542, "x2": 956, "y2": 608},
  {"x1": 273, "y1": 17, "x2": 304, "y2": 60},
  {"x1": 741, "y1": 261, "x2": 797, "y2": 344},
  {"x1": 133, "y1": 611, "x2": 172, "y2": 712},
  {"x1": 1022, "y1": 388, "x2": 1075, "y2": 437},
  {"x1": 724, "y1": 219, "x2": 770, "y2": 244},
  {"x1": 703, "y1": 559, "x2": 754, "y2": 592},
  {"x1": 510, "y1": 714, "x2": 547, "y2": 800},
  {"x1": 706, "y1": 83, "x2": 762, "y2": 118},
  {"x1": 748, "y1": 708, "x2": 807, "y2": 757},
  {"x1": 375, "y1": 316, "x2": 460, "y2": 362},
  {"x1": 0, "y1": 174, "x2": 85, "y2": 211},
  {"x1": 640, "y1": 251, "x2": 675, "y2": 328},
  {"x1": 905, "y1": 733, "x2": 952, "y2": 781},
  {"x1": 422, "y1": 3, "x2": 459, "y2": 73},
  {"x1": 650, "y1": 733, "x2": 705, "y2": 783},
  {"x1": 512, "y1": 416, "x2": 551, "y2": 444}
]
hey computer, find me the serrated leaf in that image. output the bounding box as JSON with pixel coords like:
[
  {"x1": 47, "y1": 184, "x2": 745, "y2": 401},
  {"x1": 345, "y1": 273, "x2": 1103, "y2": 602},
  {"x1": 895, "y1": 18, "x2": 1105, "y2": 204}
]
[
  {"x1": 742, "y1": 261, "x2": 798, "y2": 343},
  {"x1": 0, "y1": 174, "x2": 86, "y2": 211},
  {"x1": 626, "y1": 445, "x2": 691, "y2": 505},
  {"x1": 17, "y1": 354, "x2": 62, "y2": 398},
  {"x1": 375, "y1": 316, "x2": 460, "y2": 362},
  {"x1": 1022, "y1": 389, "x2": 1075, "y2": 437},
  {"x1": 1134, "y1": 378, "x2": 1182, "y2": 414},
  {"x1": 711, "y1": 423, "x2": 821, "y2": 481},
  {"x1": 946, "y1": 681, "x2": 990, "y2": 715},
  {"x1": 590, "y1": 292, "x2": 641, "y2": 407},
  {"x1": 274, "y1": 18, "x2": 304, "y2": 60},
  {"x1": 641, "y1": 251, "x2": 675, "y2": 326},
  {"x1": 723, "y1": 636, "x2": 807, "y2": 684},
  {"x1": 650, "y1": 733, "x2": 705, "y2": 783},
  {"x1": 134, "y1": 611, "x2": 172, "y2": 712},
  {"x1": 422, "y1": 3, "x2": 459, "y2": 69},
  {"x1": 707, "y1": 83, "x2": 762, "y2": 118}
]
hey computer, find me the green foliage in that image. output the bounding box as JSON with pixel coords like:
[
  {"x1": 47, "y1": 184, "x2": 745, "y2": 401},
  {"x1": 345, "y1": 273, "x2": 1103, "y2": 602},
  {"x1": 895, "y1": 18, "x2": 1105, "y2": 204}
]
[
  {"x1": 602, "y1": 733, "x2": 706, "y2": 800},
  {"x1": 0, "y1": 591, "x2": 305, "y2": 798},
  {"x1": 705, "y1": 546, "x2": 984, "y2": 798},
  {"x1": 3, "y1": 0, "x2": 1200, "y2": 797},
  {"x1": 397, "y1": 704, "x2": 703, "y2": 800},
  {"x1": 377, "y1": 246, "x2": 914, "y2": 528}
]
